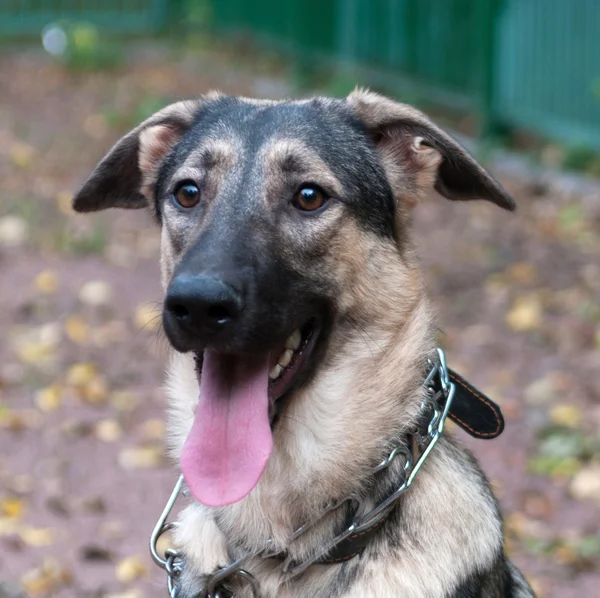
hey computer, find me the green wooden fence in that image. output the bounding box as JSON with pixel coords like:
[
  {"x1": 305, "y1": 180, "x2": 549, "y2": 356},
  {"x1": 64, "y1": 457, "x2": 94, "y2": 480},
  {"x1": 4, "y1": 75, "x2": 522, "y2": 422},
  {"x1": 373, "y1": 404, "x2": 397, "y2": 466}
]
[
  {"x1": 210, "y1": 0, "x2": 600, "y2": 150},
  {"x1": 1, "y1": 0, "x2": 599, "y2": 150}
]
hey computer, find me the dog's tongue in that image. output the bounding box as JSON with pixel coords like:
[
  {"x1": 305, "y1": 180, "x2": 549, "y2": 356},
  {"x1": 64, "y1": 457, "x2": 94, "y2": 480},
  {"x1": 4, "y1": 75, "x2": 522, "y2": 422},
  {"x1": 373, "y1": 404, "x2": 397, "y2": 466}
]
[{"x1": 181, "y1": 350, "x2": 273, "y2": 507}]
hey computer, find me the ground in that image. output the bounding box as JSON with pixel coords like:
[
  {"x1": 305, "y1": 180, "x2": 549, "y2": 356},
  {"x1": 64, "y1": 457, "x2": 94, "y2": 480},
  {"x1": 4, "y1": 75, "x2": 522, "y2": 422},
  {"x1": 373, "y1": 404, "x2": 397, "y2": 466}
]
[{"x1": 0, "y1": 41, "x2": 599, "y2": 598}]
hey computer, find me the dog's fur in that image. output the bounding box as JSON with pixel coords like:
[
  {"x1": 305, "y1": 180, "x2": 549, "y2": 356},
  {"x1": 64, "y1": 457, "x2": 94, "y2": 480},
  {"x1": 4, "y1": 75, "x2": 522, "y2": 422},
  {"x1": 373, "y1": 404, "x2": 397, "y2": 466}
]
[{"x1": 73, "y1": 90, "x2": 534, "y2": 597}]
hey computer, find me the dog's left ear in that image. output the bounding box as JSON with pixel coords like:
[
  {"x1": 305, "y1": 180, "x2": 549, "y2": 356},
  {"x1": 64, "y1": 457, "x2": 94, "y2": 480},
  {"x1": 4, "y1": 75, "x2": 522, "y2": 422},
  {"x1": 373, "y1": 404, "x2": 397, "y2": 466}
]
[
  {"x1": 73, "y1": 99, "x2": 203, "y2": 213},
  {"x1": 347, "y1": 89, "x2": 515, "y2": 211}
]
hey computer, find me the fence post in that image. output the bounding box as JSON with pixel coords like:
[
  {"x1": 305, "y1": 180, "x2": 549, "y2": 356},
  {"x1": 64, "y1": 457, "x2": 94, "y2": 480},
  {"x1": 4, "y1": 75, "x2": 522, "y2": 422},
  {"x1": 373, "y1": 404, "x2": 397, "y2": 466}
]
[{"x1": 479, "y1": 0, "x2": 504, "y2": 139}]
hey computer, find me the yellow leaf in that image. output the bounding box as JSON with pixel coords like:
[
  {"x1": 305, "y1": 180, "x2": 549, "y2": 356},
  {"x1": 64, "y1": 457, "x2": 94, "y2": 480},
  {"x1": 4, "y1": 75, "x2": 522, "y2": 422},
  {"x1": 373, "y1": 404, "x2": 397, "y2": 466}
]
[
  {"x1": 10, "y1": 141, "x2": 35, "y2": 168},
  {"x1": 19, "y1": 526, "x2": 56, "y2": 547},
  {"x1": 56, "y1": 191, "x2": 74, "y2": 215},
  {"x1": 81, "y1": 375, "x2": 109, "y2": 404},
  {"x1": 116, "y1": 555, "x2": 147, "y2": 583},
  {"x1": 22, "y1": 559, "x2": 70, "y2": 594},
  {"x1": 95, "y1": 419, "x2": 123, "y2": 443},
  {"x1": 134, "y1": 303, "x2": 162, "y2": 331},
  {"x1": 549, "y1": 404, "x2": 582, "y2": 428},
  {"x1": 505, "y1": 295, "x2": 543, "y2": 332},
  {"x1": 33, "y1": 270, "x2": 60, "y2": 295},
  {"x1": 65, "y1": 315, "x2": 90, "y2": 345},
  {"x1": 65, "y1": 362, "x2": 97, "y2": 386},
  {"x1": 118, "y1": 446, "x2": 164, "y2": 470},
  {"x1": 17, "y1": 341, "x2": 55, "y2": 365},
  {"x1": 1, "y1": 497, "x2": 25, "y2": 519},
  {"x1": 35, "y1": 385, "x2": 62, "y2": 412},
  {"x1": 140, "y1": 418, "x2": 165, "y2": 441},
  {"x1": 110, "y1": 391, "x2": 139, "y2": 412}
]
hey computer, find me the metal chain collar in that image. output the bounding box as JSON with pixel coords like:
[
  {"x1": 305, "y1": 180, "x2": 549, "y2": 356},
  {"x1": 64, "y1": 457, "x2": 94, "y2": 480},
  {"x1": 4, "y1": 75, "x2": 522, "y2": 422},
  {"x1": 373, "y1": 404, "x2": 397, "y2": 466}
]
[{"x1": 150, "y1": 348, "x2": 456, "y2": 598}]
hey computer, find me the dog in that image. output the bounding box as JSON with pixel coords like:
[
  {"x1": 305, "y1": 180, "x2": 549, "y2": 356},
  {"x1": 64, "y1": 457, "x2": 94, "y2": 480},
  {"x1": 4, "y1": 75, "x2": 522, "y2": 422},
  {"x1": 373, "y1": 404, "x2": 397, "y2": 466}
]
[{"x1": 73, "y1": 90, "x2": 535, "y2": 598}]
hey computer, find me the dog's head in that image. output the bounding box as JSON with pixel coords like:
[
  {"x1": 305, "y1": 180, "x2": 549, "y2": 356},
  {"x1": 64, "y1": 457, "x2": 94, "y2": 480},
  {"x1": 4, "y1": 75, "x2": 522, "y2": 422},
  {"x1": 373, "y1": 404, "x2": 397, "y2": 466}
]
[{"x1": 73, "y1": 91, "x2": 513, "y2": 507}]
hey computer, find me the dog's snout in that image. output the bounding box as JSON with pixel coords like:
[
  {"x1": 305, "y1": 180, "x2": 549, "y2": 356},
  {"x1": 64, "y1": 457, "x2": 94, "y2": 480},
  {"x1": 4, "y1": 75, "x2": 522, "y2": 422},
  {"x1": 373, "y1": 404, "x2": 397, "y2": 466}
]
[{"x1": 164, "y1": 274, "x2": 243, "y2": 348}]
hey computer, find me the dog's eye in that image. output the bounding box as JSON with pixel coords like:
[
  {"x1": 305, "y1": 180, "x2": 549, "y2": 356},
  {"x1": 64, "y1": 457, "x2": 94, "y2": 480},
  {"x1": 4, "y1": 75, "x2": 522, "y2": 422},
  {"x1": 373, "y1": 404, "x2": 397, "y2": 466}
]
[
  {"x1": 174, "y1": 182, "x2": 200, "y2": 209},
  {"x1": 292, "y1": 186, "x2": 328, "y2": 212}
]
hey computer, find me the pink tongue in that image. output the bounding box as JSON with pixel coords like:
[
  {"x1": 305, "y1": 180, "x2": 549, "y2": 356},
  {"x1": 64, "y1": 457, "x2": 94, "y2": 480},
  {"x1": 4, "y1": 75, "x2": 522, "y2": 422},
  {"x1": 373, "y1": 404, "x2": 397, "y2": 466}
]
[{"x1": 180, "y1": 350, "x2": 273, "y2": 507}]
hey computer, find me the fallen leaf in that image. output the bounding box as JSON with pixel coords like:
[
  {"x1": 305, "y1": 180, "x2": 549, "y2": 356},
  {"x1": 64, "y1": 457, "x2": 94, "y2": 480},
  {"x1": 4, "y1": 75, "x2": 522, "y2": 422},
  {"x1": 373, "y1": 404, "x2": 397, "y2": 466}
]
[
  {"x1": 81, "y1": 375, "x2": 109, "y2": 404},
  {"x1": 110, "y1": 391, "x2": 139, "y2": 412},
  {"x1": 95, "y1": 419, "x2": 123, "y2": 443},
  {"x1": 1, "y1": 498, "x2": 25, "y2": 519},
  {"x1": 505, "y1": 294, "x2": 543, "y2": 332},
  {"x1": 140, "y1": 418, "x2": 165, "y2": 441},
  {"x1": 134, "y1": 303, "x2": 161, "y2": 331},
  {"x1": 0, "y1": 216, "x2": 29, "y2": 248},
  {"x1": 19, "y1": 526, "x2": 56, "y2": 547},
  {"x1": 116, "y1": 555, "x2": 147, "y2": 583},
  {"x1": 56, "y1": 191, "x2": 73, "y2": 215},
  {"x1": 34, "y1": 385, "x2": 62, "y2": 412},
  {"x1": 105, "y1": 590, "x2": 144, "y2": 598},
  {"x1": 549, "y1": 404, "x2": 582, "y2": 428},
  {"x1": 9, "y1": 141, "x2": 35, "y2": 168},
  {"x1": 65, "y1": 362, "x2": 97, "y2": 387},
  {"x1": 78, "y1": 280, "x2": 113, "y2": 306},
  {"x1": 17, "y1": 342, "x2": 53, "y2": 365},
  {"x1": 21, "y1": 559, "x2": 70, "y2": 594},
  {"x1": 33, "y1": 270, "x2": 60, "y2": 295},
  {"x1": 118, "y1": 446, "x2": 164, "y2": 470},
  {"x1": 570, "y1": 464, "x2": 600, "y2": 505},
  {"x1": 64, "y1": 315, "x2": 90, "y2": 345},
  {"x1": 0, "y1": 517, "x2": 20, "y2": 535}
]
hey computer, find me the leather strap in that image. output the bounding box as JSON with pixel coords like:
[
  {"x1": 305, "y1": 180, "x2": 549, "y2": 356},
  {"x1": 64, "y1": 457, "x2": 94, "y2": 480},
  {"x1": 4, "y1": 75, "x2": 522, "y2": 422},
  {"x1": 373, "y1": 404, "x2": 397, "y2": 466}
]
[{"x1": 446, "y1": 369, "x2": 504, "y2": 439}]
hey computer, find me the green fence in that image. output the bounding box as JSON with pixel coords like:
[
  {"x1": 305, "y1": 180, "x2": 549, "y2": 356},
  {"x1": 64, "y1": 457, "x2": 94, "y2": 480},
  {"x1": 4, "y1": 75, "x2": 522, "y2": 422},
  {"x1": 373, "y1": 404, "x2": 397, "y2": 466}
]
[
  {"x1": 1, "y1": 0, "x2": 599, "y2": 149},
  {"x1": 0, "y1": 0, "x2": 168, "y2": 36},
  {"x1": 211, "y1": 0, "x2": 600, "y2": 150}
]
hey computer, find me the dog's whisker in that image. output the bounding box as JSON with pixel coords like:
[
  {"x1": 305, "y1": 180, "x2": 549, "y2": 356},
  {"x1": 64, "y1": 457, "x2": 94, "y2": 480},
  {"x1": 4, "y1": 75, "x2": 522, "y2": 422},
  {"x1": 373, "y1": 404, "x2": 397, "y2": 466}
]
[{"x1": 277, "y1": 414, "x2": 318, "y2": 440}]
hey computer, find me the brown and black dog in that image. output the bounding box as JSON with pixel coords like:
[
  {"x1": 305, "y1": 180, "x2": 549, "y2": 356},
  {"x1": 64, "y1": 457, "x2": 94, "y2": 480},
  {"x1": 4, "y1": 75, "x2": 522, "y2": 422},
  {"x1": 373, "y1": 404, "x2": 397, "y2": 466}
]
[{"x1": 73, "y1": 90, "x2": 535, "y2": 597}]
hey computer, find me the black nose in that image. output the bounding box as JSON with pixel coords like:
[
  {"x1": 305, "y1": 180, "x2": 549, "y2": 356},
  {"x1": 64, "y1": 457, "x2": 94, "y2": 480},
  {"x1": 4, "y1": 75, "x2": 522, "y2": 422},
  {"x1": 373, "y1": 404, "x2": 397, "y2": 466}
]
[{"x1": 164, "y1": 274, "x2": 243, "y2": 345}]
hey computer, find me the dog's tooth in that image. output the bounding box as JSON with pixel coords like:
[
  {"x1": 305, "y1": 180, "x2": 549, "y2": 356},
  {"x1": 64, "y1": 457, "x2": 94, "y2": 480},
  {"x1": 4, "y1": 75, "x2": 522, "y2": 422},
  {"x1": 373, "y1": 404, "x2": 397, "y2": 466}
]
[
  {"x1": 285, "y1": 329, "x2": 301, "y2": 350},
  {"x1": 269, "y1": 364, "x2": 282, "y2": 380},
  {"x1": 278, "y1": 349, "x2": 293, "y2": 368}
]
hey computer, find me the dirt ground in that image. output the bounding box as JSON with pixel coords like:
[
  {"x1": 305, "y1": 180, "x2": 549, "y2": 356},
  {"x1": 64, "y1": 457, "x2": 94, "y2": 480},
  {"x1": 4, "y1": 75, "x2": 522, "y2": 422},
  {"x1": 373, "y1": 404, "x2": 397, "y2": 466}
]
[{"x1": 0, "y1": 42, "x2": 599, "y2": 598}]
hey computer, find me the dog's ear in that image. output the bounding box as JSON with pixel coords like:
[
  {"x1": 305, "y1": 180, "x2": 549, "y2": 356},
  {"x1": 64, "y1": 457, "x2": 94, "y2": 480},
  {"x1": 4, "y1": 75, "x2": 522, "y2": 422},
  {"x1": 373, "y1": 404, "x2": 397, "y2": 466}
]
[
  {"x1": 72, "y1": 100, "x2": 202, "y2": 213},
  {"x1": 347, "y1": 89, "x2": 515, "y2": 211}
]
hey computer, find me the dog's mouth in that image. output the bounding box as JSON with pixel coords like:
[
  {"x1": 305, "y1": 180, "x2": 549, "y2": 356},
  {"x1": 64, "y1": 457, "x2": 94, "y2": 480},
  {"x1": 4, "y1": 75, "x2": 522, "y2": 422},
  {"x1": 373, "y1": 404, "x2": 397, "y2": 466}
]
[{"x1": 180, "y1": 319, "x2": 321, "y2": 508}]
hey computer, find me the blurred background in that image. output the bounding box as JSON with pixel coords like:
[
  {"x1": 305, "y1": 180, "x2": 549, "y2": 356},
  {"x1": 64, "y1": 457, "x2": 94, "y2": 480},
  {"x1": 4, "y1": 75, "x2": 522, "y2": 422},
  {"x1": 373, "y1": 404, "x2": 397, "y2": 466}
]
[{"x1": 0, "y1": 1, "x2": 599, "y2": 597}]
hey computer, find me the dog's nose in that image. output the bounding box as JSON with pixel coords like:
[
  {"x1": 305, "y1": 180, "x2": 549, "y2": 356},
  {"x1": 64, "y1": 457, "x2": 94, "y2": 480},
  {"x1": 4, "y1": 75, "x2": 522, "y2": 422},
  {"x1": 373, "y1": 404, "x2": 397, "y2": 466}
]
[{"x1": 165, "y1": 274, "x2": 243, "y2": 339}]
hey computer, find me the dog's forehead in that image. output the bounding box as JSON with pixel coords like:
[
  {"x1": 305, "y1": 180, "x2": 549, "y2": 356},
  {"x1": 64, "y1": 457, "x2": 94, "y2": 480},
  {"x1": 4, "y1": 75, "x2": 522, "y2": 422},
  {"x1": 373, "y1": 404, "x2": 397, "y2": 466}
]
[{"x1": 182, "y1": 96, "x2": 358, "y2": 158}]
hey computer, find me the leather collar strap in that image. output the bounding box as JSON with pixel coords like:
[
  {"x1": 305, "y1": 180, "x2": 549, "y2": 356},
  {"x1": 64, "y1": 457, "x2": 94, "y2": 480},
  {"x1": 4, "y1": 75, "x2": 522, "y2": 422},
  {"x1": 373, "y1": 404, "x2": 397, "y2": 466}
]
[
  {"x1": 446, "y1": 369, "x2": 504, "y2": 439},
  {"x1": 316, "y1": 372, "x2": 504, "y2": 565}
]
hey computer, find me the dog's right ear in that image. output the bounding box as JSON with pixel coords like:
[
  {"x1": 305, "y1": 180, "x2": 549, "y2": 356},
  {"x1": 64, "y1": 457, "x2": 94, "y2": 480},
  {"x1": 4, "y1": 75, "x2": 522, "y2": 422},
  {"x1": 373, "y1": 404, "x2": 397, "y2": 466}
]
[{"x1": 72, "y1": 100, "x2": 202, "y2": 213}]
